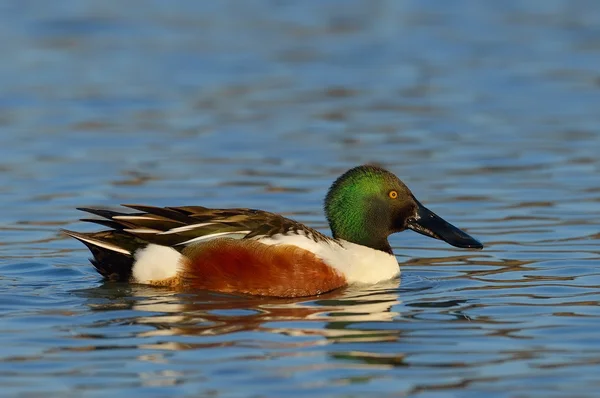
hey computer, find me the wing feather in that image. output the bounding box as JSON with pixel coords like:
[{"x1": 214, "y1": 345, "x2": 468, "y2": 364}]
[{"x1": 75, "y1": 205, "x2": 335, "y2": 248}]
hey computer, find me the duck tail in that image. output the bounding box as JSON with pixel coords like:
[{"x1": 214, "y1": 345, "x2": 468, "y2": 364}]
[{"x1": 62, "y1": 229, "x2": 140, "y2": 281}]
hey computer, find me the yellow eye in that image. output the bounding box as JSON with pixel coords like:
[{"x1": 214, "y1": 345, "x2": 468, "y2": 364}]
[{"x1": 389, "y1": 190, "x2": 398, "y2": 199}]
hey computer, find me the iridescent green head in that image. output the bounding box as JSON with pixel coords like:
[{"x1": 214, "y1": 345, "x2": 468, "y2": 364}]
[{"x1": 324, "y1": 165, "x2": 483, "y2": 254}]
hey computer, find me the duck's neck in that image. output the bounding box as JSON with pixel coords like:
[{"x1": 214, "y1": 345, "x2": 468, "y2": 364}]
[
  {"x1": 328, "y1": 204, "x2": 393, "y2": 254},
  {"x1": 355, "y1": 236, "x2": 393, "y2": 255},
  {"x1": 331, "y1": 227, "x2": 392, "y2": 254}
]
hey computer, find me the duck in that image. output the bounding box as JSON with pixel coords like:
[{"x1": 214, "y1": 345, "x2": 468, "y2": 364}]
[{"x1": 62, "y1": 165, "x2": 482, "y2": 297}]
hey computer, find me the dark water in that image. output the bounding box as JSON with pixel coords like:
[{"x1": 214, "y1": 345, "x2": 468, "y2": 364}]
[{"x1": 1, "y1": 1, "x2": 600, "y2": 397}]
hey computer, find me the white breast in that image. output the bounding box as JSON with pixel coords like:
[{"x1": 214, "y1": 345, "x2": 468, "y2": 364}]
[{"x1": 257, "y1": 234, "x2": 400, "y2": 284}]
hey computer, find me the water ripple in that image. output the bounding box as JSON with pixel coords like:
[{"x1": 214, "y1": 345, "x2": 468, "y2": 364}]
[{"x1": 2, "y1": 1, "x2": 600, "y2": 397}]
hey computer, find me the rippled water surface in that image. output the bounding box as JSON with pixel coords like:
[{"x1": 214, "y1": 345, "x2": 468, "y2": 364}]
[{"x1": 2, "y1": 1, "x2": 600, "y2": 397}]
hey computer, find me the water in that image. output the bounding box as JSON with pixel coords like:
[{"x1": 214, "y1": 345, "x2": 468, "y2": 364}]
[{"x1": 1, "y1": 1, "x2": 600, "y2": 396}]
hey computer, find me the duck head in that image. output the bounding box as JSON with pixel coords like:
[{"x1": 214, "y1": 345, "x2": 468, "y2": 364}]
[{"x1": 324, "y1": 165, "x2": 483, "y2": 254}]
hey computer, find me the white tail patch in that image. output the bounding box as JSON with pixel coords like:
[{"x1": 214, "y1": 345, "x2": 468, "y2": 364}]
[
  {"x1": 176, "y1": 231, "x2": 251, "y2": 246},
  {"x1": 132, "y1": 244, "x2": 183, "y2": 283}
]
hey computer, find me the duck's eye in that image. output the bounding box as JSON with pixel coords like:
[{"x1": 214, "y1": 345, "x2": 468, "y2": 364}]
[{"x1": 388, "y1": 190, "x2": 398, "y2": 199}]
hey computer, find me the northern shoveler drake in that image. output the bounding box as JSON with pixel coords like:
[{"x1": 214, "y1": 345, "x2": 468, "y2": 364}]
[{"x1": 63, "y1": 165, "x2": 482, "y2": 297}]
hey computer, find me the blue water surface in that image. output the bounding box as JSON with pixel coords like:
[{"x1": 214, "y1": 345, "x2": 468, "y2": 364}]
[{"x1": 1, "y1": 1, "x2": 600, "y2": 397}]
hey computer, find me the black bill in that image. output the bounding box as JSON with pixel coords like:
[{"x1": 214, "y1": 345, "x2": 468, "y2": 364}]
[{"x1": 407, "y1": 201, "x2": 483, "y2": 249}]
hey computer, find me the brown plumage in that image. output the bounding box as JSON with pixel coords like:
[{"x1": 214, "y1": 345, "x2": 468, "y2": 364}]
[
  {"x1": 178, "y1": 239, "x2": 347, "y2": 297},
  {"x1": 62, "y1": 204, "x2": 337, "y2": 283}
]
